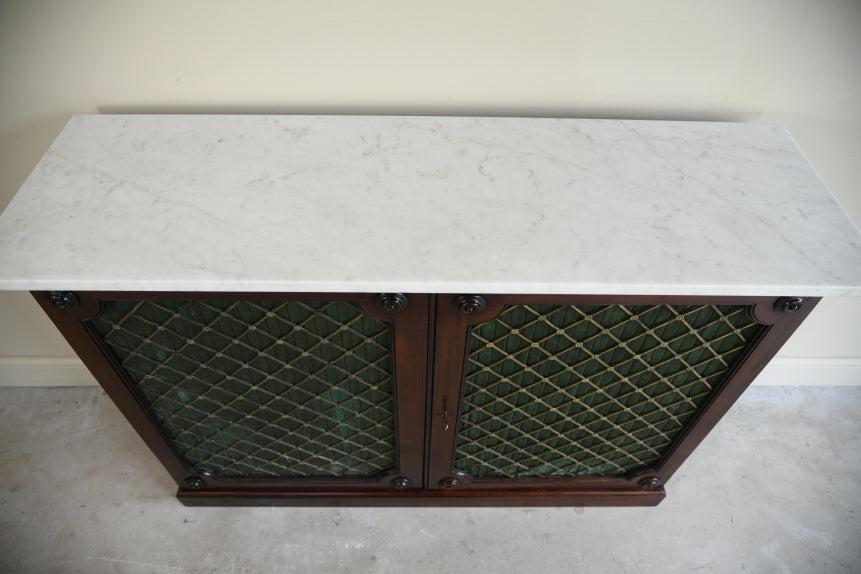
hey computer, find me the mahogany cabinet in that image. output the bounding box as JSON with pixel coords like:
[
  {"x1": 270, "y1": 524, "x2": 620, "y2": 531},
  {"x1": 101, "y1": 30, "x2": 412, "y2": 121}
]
[
  {"x1": 7, "y1": 114, "x2": 858, "y2": 507},
  {"x1": 34, "y1": 290, "x2": 816, "y2": 506}
]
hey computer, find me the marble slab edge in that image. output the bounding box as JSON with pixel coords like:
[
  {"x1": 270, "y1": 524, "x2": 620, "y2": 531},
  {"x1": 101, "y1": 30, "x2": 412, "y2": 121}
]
[{"x1": 6, "y1": 279, "x2": 860, "y2": 297}]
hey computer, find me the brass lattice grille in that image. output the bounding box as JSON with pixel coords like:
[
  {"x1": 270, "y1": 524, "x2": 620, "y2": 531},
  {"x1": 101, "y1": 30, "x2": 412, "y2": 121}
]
[
  {"x1": 87, "y1": 299, "x2": 396, "y2": 478},
  {"x1": 454, "y1": 303, "x2": 762, "y2": 478}
]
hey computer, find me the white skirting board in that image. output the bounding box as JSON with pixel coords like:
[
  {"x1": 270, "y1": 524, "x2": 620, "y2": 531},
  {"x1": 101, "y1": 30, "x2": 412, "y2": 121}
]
[
  {"x1": 0, "y1": 357, "x2": 99, "y2": 387},
  {"x1": 754, "y1": 357, "x2": 861, "y2": 386},
  {"x1": 0, "y1": 356, "x2": 858, "y2": 388}
]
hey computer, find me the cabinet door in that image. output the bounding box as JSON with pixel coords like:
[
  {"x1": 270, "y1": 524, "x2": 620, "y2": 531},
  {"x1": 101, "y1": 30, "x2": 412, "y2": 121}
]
[
  {"x1": 427, "y1": 294, "x2": 815, "y2": 505},
  {"x1": 34, "y1": 291, "x2": 429, "y2": 504}
]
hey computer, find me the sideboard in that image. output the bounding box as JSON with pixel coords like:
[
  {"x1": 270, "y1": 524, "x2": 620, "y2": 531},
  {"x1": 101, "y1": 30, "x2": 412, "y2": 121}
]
[{"x1": 1, "y1": 115, "x2": 859, "y2": 506}]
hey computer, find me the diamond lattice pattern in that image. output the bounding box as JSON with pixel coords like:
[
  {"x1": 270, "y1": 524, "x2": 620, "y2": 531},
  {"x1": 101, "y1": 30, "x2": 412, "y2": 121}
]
[
  {"x1": 455, "y1": 303, "x2": 762, "y2": 478},
  {"x1": 88, "y1": 299, "x2": 396, "y2": 478}
]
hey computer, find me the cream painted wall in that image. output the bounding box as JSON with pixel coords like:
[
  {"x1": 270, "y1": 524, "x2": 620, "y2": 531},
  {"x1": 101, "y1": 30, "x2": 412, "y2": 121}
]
[{"x1": 1, "y1": 1, "x2": 859, "y2": 378}]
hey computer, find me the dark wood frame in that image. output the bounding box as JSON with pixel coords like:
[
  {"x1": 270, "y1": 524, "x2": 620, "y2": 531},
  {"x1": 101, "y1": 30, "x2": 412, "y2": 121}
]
[
  {"x1": 426, "y1": 294, "x2": 817, "y2": 504},
  {"x1": 33, "y1": 291, "x2": 817, "y2": 507},
  {"x1": 33, "y1": 291, "x2": 432, "y2": 500}
]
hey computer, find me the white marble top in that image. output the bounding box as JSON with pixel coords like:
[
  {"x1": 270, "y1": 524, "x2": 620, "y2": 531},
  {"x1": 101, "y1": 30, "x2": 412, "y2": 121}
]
[{"x1": 0, "y1": 114, "x2": 859, "y2": 296}]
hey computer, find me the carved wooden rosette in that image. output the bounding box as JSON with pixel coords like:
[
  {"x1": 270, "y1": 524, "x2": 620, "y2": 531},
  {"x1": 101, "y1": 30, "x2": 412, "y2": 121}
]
[
  {"x1": 375, "y1": 293, "x2": 409, "y2": 313},
  {"x1": 49, "y1": 291, "x2": 80, "y2": 310},
  {"x1": 390, "y1": 477, "x2": 411, "y2": 489},
  {"x1": 774, "y1": 297, "x2": 807, "y2": 313},
  {"x1": 438, "y1": 477, "x2": 462, "y2": 490},
  {"x1": 452, "y1": 295, "x2": 487, "y2": 315}
]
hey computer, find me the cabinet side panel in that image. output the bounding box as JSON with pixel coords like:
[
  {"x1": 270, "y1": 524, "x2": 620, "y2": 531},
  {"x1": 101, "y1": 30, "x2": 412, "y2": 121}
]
[
  {"x1": 655, "y1": 297, "x2": 820, "y2": 481},
  {"x1": 31, "y1": 291, "x2": 192, "y2": 485}
]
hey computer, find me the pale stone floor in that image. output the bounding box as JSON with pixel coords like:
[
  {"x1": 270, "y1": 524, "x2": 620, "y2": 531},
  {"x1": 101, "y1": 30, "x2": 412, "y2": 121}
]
[{"x1": 0, "y1": 385, "x2": 859, "y2": 574}]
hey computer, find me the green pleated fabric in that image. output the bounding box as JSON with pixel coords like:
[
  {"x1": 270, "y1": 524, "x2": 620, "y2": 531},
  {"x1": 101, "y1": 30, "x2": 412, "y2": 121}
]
[
  {"x1": 454, "y1": 303, "x2": 762, "y2": 478},
  {"x1": 88, "y1": 299, "x2": 396, "y2": 478}
]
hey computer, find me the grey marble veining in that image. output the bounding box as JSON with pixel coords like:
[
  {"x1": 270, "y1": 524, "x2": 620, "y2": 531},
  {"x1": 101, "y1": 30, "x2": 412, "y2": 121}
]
[{"x1": 0, "y1": 114, "x2": 859, "y2": 295}]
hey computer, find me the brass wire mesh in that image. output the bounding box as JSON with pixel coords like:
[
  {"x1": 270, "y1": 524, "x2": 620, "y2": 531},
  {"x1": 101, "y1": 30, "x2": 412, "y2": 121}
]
[
  {"x1": 454, "y1": 303, "x2": 762, "y2": 478},
  {"x1": 87, "y1": 299, "x2": 396, "y2": 478}
]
